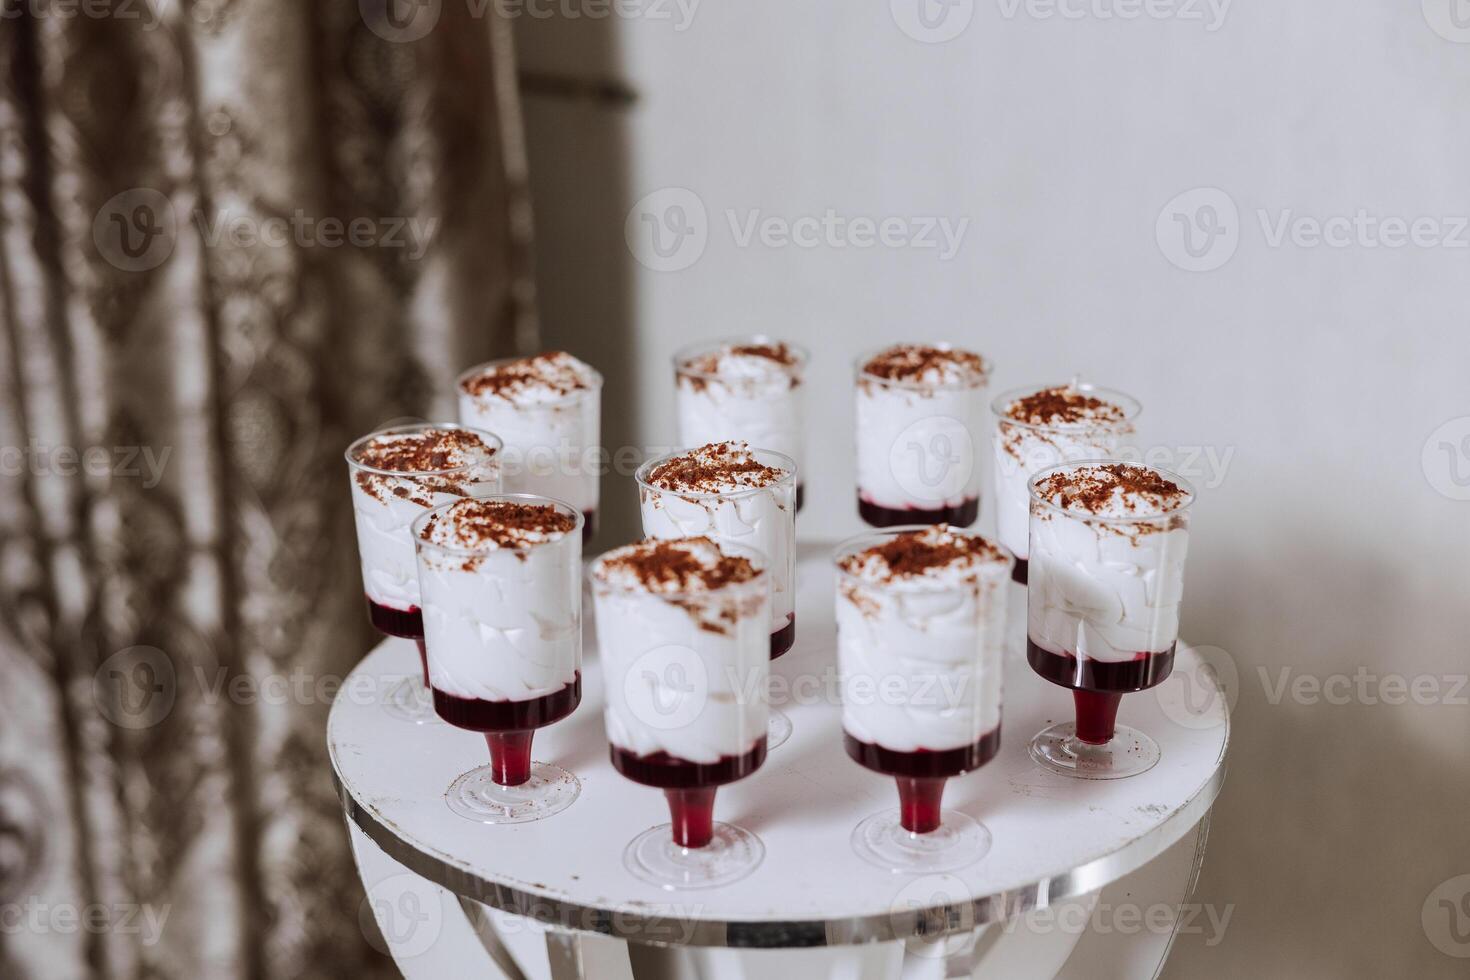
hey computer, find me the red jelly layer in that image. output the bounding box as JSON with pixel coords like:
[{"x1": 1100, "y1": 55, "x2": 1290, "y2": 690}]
[
  {"x1": 844, "y1": 731, "x2": 1000, "y2": 835},
  {"x1": 1026, "y1": 640, "x2": 1176, "y2": 693},
  {"x1": 610, "y1": 739, "x2": 767, "y2": 791},
  {"x1": 770, "y1": 615, "x2": 796, "y2": 660},
  {"x1": 367, "y1": 598, "x2": 423, "y2": 639},
  {"x1": 613, "y1": 740, "x2": 767, "y2": 848},
  {"x1": 1028, "y1": 640, "x2": 1175, "y2": 745},
  {"x1": 857, "y1": 495, "x2": 979, "y2": 529},
  {"x1": 432, "y1": 674, "x2": 582, "y2": 733},
  {"x1": 843, "y1": 729, "x2": 1001, "y2": 781}
]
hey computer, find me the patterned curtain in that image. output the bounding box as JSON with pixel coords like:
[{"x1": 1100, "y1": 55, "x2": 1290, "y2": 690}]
[{"x1": 0, "y1": 1, "x2": 535, "y2": 977}]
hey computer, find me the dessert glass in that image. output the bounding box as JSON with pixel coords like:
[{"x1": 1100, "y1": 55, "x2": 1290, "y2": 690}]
[
  {"x1": 835, "y1": 526, "x2": 1012, "y2": 872},
  {"x1": 636, "y1": 445, "x2": 798, "y2": 749},
  {"x1": 991, "y1": 382, "x2": 1141, "y2": 585},
  {"x1": 413, "y1": 495, "x2": 584, "y2": 822},
  {"x1": 345, "y1": 424, "x2": 502, "y2": 722},
  {"x1": 1026, "y1": 461, "x2": 1194, "y2": 779},
  {"x1": 854, "y1": 343, "x2": 990, "y2": 529},
  {"x1": 592, "y1": 538, "x2": 771, "y2": 889},
  {"x1": 673, "y1": 337, "x2": 809, "y2": 511},
  {"x1": 457, "y1": 353, "x2": 603, "y2": 546}
]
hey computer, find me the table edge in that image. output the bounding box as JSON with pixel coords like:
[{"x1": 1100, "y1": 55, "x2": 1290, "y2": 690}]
[{"x1": 330, "y1": 737, "x2": 1228, "y2": 949}]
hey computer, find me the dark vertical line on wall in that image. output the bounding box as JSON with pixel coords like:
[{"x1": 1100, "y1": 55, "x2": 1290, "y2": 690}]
[
  {"x1": 489, "y1": 12, "x2": 541, "y2": 351},
  {"x1": 299, "y1": 4, "x2": 352, "y2": 444},
  {"x1": 0, "y1": 117, "x2": 98, "y2": 980},
  {"x1": 1, "y1": 14, "x2": 109, "y2": 979},
  {"x1": 172, "y1": 8, "x2": 266, "y2": 979}
]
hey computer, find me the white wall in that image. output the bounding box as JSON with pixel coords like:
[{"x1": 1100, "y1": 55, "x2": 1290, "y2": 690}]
[{"x1": 517, "y1": 2, "x2": 1470, "y2": 975}]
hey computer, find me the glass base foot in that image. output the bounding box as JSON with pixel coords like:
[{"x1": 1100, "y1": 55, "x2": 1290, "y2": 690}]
[
  {"x1": 446, "y1": 763, "x2": 581, "y2": 824},
  {"x1": 851, "y1": 809, "x2": 991, "y2": 873},
  {"x1": 624, "y1": 823, "x2": 765, "y2": 890},
  {"x1": 383, "y1": 677, "x2": 437, "y2": 724},
  {"x1": 767, "y1": 709, "x2": 793, "y2": 751},
  {"x1": 1029, "y1": 722, "x2": 1160, "y2": 779}
]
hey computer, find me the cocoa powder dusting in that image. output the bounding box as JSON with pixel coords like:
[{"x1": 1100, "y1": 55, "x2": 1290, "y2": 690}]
[
  {"x1": 729, "y1": 343, "x2": 797, "y2": 365},
  {"x1": 419, "y1": 499, "x2": 576, "y2": 553},
  {"x1": 679, "y1": 343, "x2": 802, "y2": 392},
  {"x1": 598, "y1": 537, "x2": 758, "y2": 594},
  {"x1": 460, "y1": 351, "x2": 592, "y2": 400},
  {"x1": 1035, "y1": 463, "x2": 1188, "y2": 517},
  {"x1": 1005, "y1": 386, "x2": 1127, "y2": 426},
  {"x1": 839, "y1": 581, "x2": 880, "y2": 619},
  {"x1": 840, "y1": 525, "x2": 1005, "y2": 581},
  {"x1": 354, "y1": 428, "x2": 493, "y2": 473},
  {"x1": 599, "y1": 538, "x2": 763, "y2": 635},
  {"x1": 352, "y1": 429, "x2": 495, "y2": 505},
  {"x1": 861, "y1": 344, "x2": 989, "y2": 385},
  {"x1": 647, "y1": 442, "x2": 788, "y2": 493}
]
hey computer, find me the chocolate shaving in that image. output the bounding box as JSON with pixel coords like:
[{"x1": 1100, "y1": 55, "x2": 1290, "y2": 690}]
[
  {"x1": 729, "y1": 343, "x2": 797, "y2": 365},
  {"x1": 419, "y1": 499, "x2": 576, "y2": 553},
  {"x1": 1005, "y1": 386, "x2": 1127, "y2": 426},
  {"x1": 647, "y1": 442, "x2": 788, "y2": 494},
  {"x1": 839, "y1": 525, "x2": 1006, "y2": 581},
  {"x1": 597, "y1": 537, "x2": 757, "y2": 593},
  {"x1": 679, "y1": 343, "x2": 802, "y2": 393},
  {"x1": 839, "y1": 581, "x2": 880, "y2": 619},
  {"x1": 353, "y1": 428, "x2": 493, "y2": 473},
  {"x1": 599, "y1": 538, "x2": 764, "y2": 635},
  {"x1": 460, "y1": 351, "x2": 593, "y2": 400},
  {"x1": 1034, "y1": 463, "x2": 1188, "y2": 517},
  {"x1": 861, "y1": 344, "x2": 989, "y2": 385},
  {"x1": 352, "y1": 429, "x2": 495, "y2": 505}
]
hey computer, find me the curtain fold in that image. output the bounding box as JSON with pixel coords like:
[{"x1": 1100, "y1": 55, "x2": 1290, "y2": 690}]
[{"x1": 0, "y1": 2, "x2": 535, "y2": 977}]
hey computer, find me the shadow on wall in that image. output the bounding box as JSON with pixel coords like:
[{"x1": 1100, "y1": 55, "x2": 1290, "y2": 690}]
[
  {"x1": 1163, "y1": 529, "x2": 1470, "y2": 979},
  {"x1": 515, "y1": 23, "x2": 642, "y2": 548}
]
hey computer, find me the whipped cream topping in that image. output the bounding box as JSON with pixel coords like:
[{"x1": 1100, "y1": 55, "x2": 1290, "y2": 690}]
[
  {"x1": 675, "y1": 345, "x2": 807, "y2": 480},
  {"x1": 459, "y1": 351, "x2": 599, "y2": 406},
  {"x1": 353, "y1": 427, "x2": 495, "y2": 474},
  {"x1": 348, "y1": 428, "x2": 500, "y2": 611},
  {"x1": 593, "y1": 545, "x2": 769, "y2": 764},
  {"x1": 839, "y1": 525, "x2": 1009, "y2": 588},
  {"x1": 458, "y1": 353, "x2": 602, "y2": 514},
  {"x1": 860, "y1": 344, "x2": 989, "y2": 389},
  {"x1": 646, "y1": 441, "x2": 791, "y2": 495},
  {"x1": 836, "y1": 529, "x2": 1009, "y2": 754},
  {"x1": 993, "y1": 385, "x2": 1138, "y2": 561},
  {"x1": 1032, "y1": 463, "x2": 1190, "y2": 521},
  {"x1": 598, "y1": 629, "x2": 768, "y2": 762},
  {"x1": 855, "y1": 358, "x2": 987, "y2": 511},
  {"x1": 594, "y1": 537, "x2": 759, "y2": 595},
  {"x1": 352, "y1": 428, "x2": 497, "y2": 505},
  {"x1": 1028, "y1": 465, "x2": 1192, "y2": 662},
  {"x1": 418, "y1": 498, "x2": 576, "y2": 556},
  {"x1": 640, "y1": 445, "x2": 796, "y2": 635},
  {"x1": 417, "y1": 502, "x2": 582, "y2": 703},
  {"x1": 1000, "y1": 385, "x2": 1129, "y2": 428},
  {"x1": 680, "y1": 343, "x2": 803, "y2": 390}
]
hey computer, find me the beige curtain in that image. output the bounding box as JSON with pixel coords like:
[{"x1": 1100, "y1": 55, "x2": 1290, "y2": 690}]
[{"x1": 0, "y1": 1, "x2": 535, "y2": 977}]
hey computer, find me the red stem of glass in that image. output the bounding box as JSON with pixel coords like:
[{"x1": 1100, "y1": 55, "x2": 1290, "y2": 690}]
[
  {"x1": 414, "y1": 638, "x2": 429, "y2": 688},
  {"x1": 1074, "y1": 691, "x2": 1122, "y2": 745},
  {"x1": 484, "y1": 731, "x2": 534, "y2": 786},
  {"x1": 896, "y1": 777, "x2": 946, "y2": 834},
  {"x1": 664, "y1": 788, "x2": 717, "y2": 848}
]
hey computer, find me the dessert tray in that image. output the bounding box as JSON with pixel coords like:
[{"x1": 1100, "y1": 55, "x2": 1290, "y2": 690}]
[{"x1": 329, "y1": 541, "x2": 1228, "y2": 951}]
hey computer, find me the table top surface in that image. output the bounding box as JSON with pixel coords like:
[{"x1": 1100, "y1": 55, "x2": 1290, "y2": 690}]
[{"x1": 329, "y1": 541, "x2": 1229, "y2": 948}]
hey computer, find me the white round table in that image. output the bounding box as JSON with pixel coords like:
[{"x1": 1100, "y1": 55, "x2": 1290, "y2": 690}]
[{"x1": 331, "y1": 543, "x2": 1229, "y2": 978}]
